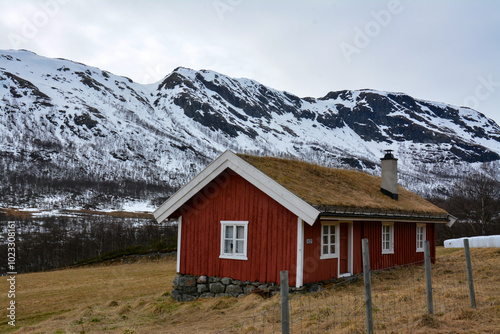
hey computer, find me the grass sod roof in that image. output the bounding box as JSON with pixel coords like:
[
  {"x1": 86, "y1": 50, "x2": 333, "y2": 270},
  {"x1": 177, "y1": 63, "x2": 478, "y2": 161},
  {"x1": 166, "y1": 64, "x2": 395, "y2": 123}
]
[{"x1": 238, "y1": 154, "x2": 448, "y2": 218}]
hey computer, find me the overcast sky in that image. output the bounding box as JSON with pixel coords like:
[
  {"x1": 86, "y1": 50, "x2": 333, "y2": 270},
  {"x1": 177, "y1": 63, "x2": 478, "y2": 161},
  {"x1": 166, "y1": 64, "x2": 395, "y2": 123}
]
[{"x1": 1, "y1": 0, "x2": 499, "y2": 124}]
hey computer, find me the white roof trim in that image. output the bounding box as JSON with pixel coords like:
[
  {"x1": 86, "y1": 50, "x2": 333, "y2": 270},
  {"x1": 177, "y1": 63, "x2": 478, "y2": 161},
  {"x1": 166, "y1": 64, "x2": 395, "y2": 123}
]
[
  {"x1": 446, "y1": 214, "x2": 457, "y2": 227},
  {"x1": 153, "y1": 151, "x2": 320, "y2": 226}
]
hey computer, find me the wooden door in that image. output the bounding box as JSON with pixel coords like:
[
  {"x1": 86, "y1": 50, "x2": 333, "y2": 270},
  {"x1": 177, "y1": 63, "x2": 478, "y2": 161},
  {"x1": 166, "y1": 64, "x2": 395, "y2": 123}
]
[{"x1": 340, "y1": 223, "x2": 349, "y2": 274}]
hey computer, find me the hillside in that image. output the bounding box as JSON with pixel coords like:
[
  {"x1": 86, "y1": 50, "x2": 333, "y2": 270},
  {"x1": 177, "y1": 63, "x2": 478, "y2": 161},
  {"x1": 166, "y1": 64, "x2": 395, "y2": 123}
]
[
  {"x1": 1, "y1": 247, "x2": 498, "y2": 333},
  {"x1": 1, "y1": 50, "x2": 500, "y2": 209}
]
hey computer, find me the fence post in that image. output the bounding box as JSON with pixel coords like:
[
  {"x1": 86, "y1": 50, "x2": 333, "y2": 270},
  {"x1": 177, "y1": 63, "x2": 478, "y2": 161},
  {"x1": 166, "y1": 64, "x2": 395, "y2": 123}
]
[
  {"x1": 424, "y1": 240, "x2": 434, "y2": 315},
  {"x1": 463, "y1": 239, "x2": 476, "y2": 308},
  {"x1": 280, "y1": 270, "x2": 290, "y2": 334},
  {"x1": 362, "y1": 238, "x2": 374, "y2": 334}
]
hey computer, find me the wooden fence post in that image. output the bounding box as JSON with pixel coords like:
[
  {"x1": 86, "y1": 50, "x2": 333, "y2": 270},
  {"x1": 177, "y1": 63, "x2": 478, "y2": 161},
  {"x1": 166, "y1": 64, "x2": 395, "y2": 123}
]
[
  {"x1": 280, "y1": 270, "x2": 290, "y2": 334},
  {"x1": 362, "y1": 238, "x2": 374, "y2": 334},
  {"x1": 463, "y1": 239, "x2": 476, "y2": 308},
  {"x1": 424, "y1": 240, "x2": 434, "y2": 315}
]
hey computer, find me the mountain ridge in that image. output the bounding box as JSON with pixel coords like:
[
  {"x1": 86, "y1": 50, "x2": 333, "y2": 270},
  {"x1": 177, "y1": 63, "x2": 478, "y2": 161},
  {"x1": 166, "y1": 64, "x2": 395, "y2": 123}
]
[{"x1": 1, "y1": 50, "x2": 499, "y2": 210}]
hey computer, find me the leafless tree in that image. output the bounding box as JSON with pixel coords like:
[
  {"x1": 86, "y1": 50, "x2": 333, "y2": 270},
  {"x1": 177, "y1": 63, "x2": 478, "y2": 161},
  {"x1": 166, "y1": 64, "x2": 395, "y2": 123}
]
[{"x1": 449, "y1": 171, "x2": 500, "y2": 235}]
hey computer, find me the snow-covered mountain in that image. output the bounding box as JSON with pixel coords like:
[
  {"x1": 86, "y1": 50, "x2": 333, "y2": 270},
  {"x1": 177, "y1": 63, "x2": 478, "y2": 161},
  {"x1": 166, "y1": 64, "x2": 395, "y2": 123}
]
[{"x1": 1, "y1": 50, "x2": 499, "y2": 209}]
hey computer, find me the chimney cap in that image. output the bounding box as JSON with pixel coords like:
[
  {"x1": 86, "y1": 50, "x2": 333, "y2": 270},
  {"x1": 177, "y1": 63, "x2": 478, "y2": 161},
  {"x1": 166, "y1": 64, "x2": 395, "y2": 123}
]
[{"x1": 382, "y1": 149, "x2": 396, "y2": 160}]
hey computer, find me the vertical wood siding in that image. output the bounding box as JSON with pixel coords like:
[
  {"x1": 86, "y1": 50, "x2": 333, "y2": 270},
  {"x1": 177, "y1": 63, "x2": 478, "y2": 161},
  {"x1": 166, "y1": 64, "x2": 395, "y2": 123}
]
[
  {"x1": 352, "y1": 222, "x2": 363, "y2": 274},
  {"x1": 301, "y1": 220, "x2": 437, "y2": 283},
  {"x1": 177, "y1": 169, "x2": 298, "y2": 285},
  {"x1": 302, "y1": 221, "x2": 337, "y2": 284},
  {"x1": 361, "y1": 221, "x2": 436, "y2": 270}
]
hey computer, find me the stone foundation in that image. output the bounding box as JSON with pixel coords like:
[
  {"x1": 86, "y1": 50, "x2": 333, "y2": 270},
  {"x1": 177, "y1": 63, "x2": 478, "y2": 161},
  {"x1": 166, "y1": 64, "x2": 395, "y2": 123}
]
[{"x1": 171, "y1": 274, "x2": 358, "y2": 302}]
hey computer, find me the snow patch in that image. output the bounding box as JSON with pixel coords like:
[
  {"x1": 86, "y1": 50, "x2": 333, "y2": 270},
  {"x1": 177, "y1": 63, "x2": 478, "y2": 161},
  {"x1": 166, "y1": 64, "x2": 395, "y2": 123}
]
[
  {"x1": 121, "y1": 201, "x2": 155, "y2": 213},
  {"x1": 444, "y1": 235, "x2": 500, "y2": 248}
]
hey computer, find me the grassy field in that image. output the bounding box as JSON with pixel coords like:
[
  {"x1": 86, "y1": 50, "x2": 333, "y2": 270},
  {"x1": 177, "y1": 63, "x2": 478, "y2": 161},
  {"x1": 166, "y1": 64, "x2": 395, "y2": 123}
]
[{"x1": 1, "y1": 247, "x2": 499, "y2": 333}]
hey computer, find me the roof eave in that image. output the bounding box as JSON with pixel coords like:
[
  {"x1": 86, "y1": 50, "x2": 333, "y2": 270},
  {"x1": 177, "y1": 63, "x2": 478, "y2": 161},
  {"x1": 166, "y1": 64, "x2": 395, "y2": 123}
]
[{"x1": 317, "y1": 207, "x2": 450, "y2": 223}]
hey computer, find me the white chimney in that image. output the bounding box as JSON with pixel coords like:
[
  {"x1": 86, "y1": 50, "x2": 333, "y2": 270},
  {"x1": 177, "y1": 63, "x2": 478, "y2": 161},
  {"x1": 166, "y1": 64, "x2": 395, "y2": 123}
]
[{"x1": 381, "y1": 150, "x2": 398, "y2": 200}]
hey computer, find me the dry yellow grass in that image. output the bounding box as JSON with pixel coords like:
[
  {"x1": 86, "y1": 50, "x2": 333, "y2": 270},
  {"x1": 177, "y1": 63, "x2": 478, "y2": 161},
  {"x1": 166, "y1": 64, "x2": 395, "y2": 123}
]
[
  {"x1": 0, "y1": 209, "x2": 33, "y2": 220},
  {"x1": 1, "y1": 248, "x2": 498, "y2": 333},
  {"x1": 66, "y1": 209, "x2": 154, "y2": 219},
  {"x1": 238, "y1": 154, "x2": 447, "y2": 215}
]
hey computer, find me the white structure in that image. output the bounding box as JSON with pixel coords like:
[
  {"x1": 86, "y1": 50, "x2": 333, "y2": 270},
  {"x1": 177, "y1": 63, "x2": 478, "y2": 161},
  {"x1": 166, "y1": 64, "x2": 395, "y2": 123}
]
[{"x1": 444, "y1": 235, "x2": 500, "y2": 248}]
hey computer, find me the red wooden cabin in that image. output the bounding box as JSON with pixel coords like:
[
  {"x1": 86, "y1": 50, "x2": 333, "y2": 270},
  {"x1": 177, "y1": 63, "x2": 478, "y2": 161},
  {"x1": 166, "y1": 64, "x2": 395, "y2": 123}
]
[{"x1": 154, "y1": 151, "x2": 456, "y2": 288}]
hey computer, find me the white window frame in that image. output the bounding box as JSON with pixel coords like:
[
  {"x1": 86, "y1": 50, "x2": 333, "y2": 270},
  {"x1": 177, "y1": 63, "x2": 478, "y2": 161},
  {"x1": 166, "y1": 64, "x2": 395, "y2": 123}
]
[
  {"x1": 320, "y1": 222, "x2": 339, "y2": 259},
  {"x1": 381, "y1": 222, "x2": 394, "y2": 254},
  {"x1": 220, "y1": 221, "x2": 248, "y2": 260},
  {"x1": 416, "y1": 223, "x2": 426, "y2": 252}
]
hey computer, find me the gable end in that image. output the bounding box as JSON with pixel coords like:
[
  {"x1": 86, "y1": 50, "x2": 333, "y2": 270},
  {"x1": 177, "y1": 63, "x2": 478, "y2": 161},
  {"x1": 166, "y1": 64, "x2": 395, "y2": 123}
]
[{"x1": 154, "y1": 151, "x2": 320, "y2": 225}]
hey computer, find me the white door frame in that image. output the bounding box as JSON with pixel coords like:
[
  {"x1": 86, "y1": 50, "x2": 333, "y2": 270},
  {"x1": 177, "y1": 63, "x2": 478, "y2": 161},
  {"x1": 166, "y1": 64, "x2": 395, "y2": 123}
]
[{"x1": 338, "y1": 221, "x2": 353, "y2": 278}]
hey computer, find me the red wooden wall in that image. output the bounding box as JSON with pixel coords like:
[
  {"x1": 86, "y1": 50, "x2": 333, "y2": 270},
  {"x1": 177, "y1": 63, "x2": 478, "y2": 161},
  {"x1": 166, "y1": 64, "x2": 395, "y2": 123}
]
[
  {"x1": 175, "y1": 169, "x2": 298, "y2": 285},
  {"x1": 361, "y1": 221, "x2": 436, "y2": 270},
  {"x1": 303, "y1": 220, "x2": 337, "y2": 284},
  {"x1": 302, "y1": 221, "x2": 436, "y2": 284},
  {"x1": 352, "y1": 222, "x2": 363, "y2": 274}
]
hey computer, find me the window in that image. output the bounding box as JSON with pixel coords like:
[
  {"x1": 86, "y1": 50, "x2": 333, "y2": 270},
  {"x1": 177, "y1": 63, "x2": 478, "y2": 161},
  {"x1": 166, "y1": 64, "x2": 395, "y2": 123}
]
[
  {"x1": 320, "y1": 222, "x2": 338, "y2": 259},
  {"x1": 416, "y1": 224, "x2": 426, "y2": 252},
  {"x1": 220, "y1": 221, "x2": 248, "y2": 260},
  {"x1": 382, "y1": 222, "x2": 394, "y2": 254}
]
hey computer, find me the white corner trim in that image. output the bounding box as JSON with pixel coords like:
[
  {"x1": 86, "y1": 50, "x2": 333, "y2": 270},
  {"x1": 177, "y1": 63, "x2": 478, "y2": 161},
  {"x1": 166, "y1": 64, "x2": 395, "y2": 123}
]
[
  {"x1": 153, "y1": 150, "x2": 320, "y2": 225},
  {"x1": 176, "y1": 216, "x2": 182, "y2": 273},
  {"x1": 296, "y1": 218, "x2": 304, "y2": 287}
]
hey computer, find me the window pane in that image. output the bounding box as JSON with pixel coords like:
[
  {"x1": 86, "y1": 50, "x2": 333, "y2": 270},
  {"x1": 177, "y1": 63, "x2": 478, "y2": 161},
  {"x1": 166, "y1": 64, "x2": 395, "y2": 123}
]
[
  {"x1": 323, "y1": 225, "x2": 328, "y2": 235},
  {"x1": 330, "y1": 234, "x2": 335, "y2": 244},
  {"x1": 235, "y1": 240, "x2": 244, "y2": 254},
  {"x1": 225, "y1": 240, "x2": 232, "y2": 253},
  {"x1": 225, "y1": 226, "x2": 233, "y2": 239},
  {"x1": 323, "y1": 245, "x2": 328, "y2": 254},
  {"x1": 236, "y1": 226, "x2": 244, "y2": 239},
  {"x1": 323, "y1": 235, "x2": 328, "y2": 244},
  {"x1": 330, "y1": 244, "x2": 335, "y2": 254}
]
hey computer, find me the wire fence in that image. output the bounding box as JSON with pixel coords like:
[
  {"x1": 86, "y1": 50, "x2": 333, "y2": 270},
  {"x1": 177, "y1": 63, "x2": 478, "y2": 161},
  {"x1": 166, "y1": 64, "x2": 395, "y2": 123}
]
[{"x1": 217, "y1": 246, "x2": 500, "y2": 333}]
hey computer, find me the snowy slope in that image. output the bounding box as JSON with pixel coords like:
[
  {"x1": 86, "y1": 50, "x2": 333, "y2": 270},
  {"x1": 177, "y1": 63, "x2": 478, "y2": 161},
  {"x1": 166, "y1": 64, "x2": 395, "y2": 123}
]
[{"x1": 1, "y1": 50, "x2": 500, "y2": 208}]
